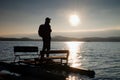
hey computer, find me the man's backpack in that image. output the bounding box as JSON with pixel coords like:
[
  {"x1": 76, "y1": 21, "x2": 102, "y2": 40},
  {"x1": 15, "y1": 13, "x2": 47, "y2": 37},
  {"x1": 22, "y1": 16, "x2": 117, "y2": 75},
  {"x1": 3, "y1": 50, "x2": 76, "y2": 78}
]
[{"x1": 38, "y1": 25, "x2": 44, "y2": 37}]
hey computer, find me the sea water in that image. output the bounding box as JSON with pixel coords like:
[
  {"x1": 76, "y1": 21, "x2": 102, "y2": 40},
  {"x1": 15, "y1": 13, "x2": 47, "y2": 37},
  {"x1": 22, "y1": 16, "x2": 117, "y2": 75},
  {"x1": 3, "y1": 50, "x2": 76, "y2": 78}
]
[{"x1": 0, "y1": 41, "x2": 120, "y2": 80}]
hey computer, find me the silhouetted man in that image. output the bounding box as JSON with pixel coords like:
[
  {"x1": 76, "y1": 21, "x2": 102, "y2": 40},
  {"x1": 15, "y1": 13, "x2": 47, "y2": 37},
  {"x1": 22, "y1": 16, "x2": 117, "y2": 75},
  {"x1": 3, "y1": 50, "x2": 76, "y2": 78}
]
[{"x1": 38, "y1": 17, "x2": 52, "y2": 58}]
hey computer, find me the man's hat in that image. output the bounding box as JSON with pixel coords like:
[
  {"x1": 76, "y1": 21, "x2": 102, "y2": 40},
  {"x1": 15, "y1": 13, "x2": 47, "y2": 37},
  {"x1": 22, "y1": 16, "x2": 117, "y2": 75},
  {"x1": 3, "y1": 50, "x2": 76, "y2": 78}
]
[{"x1": 45, "y1": 17, "x2": 51, "y2": 21}]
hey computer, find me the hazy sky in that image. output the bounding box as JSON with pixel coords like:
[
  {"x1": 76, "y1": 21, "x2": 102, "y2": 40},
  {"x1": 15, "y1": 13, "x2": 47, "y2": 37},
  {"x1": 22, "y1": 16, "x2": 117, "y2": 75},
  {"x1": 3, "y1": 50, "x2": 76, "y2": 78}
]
[{"x1": 0, "y1": 0, "x2": 120, "y2": 38}]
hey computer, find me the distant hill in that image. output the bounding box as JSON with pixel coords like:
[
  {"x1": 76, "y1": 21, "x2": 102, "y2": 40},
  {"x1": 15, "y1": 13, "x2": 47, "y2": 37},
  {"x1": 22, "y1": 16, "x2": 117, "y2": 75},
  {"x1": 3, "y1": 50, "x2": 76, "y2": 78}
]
[
  {"x1": 0, "y1": 37, "x2": 39, "y2": 41},
  {"x1": 52, "y1": 36, "x2": 80, "y2": 41},
  {"x1": 78, "y1": 37, "x2": 120, "y2": 42},
  {"x1": 52, "y1": 36, "x2": 120, "y2": 42},
  {"x1": 0, "y1": 36, "x2": 120, "y2": 42}
]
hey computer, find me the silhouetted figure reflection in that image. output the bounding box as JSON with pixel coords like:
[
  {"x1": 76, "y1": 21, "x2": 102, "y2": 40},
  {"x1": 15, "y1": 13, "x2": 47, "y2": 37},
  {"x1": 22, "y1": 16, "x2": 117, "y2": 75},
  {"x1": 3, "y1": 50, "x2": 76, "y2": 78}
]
[{"x1": 38, "y1": 17, "x2": 52, "y2": 58}]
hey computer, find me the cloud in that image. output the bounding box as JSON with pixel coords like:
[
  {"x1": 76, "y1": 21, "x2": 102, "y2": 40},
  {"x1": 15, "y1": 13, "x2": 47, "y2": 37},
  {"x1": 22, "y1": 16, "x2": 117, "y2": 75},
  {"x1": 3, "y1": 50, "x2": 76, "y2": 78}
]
[
  {"x1": 78, "y1": 27, "x2": 120, "y2": 32},
  {"x1": 54, "y1": 26, "x2": 120, "y2": 33}
]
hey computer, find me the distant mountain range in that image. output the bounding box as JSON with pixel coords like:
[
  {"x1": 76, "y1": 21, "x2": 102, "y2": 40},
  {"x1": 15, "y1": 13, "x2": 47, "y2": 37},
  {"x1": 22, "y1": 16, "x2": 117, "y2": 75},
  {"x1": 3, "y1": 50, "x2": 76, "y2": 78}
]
[{"x1": 0, "y1": 36, "x2": 120, "y2": 42}]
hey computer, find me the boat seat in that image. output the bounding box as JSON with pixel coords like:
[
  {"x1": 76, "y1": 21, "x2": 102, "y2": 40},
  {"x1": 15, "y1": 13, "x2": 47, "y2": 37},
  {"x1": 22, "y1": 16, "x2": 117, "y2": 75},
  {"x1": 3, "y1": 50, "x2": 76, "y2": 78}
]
[
  {"x1": 14, "y1": 46, "x2": 39, "y2": 63},
  {"x1": 40, "y1": 50, "x2": 69, "y2": 65}
]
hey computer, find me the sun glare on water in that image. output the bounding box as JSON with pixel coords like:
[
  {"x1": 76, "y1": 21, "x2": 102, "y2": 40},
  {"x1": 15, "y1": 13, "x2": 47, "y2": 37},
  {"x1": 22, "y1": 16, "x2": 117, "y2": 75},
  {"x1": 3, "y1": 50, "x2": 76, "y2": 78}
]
[
  {"x1": 69, "y1": 14, "x2": 81, "y2": 26},
  {"x1": 66, "y1": 42, "x2": 84, "y2": 68}
]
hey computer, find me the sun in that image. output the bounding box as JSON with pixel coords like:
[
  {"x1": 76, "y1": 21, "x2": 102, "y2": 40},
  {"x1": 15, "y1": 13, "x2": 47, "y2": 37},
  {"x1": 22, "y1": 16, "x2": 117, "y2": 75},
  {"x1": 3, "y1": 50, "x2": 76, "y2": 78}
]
[{"x1": 69, "y1": 14, "x2": 80, "y2": 26}]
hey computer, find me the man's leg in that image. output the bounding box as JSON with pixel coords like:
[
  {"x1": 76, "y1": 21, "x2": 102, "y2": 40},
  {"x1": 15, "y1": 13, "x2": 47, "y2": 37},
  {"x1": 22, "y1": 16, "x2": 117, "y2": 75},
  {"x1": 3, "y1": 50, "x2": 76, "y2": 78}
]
[
  {"x1": 41, "y1": 38, "x2": 46, "y2": 58},
  {"x1": 46, "y1": 38, "x2": 51, "y2": 57}
]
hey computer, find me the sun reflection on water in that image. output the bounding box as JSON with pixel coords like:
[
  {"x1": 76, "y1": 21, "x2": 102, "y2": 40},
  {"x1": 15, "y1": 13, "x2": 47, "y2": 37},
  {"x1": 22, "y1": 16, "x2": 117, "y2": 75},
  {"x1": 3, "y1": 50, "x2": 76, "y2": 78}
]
[
  {"x1": 66, "y1": 41, "x2": 84, "y2": 68},
  {"x1": 66, "y1": 41, "x2": 85, "y2": 80},
  {"x1": 66, "y1": 74, "x2": 79, "y2": 80}
]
